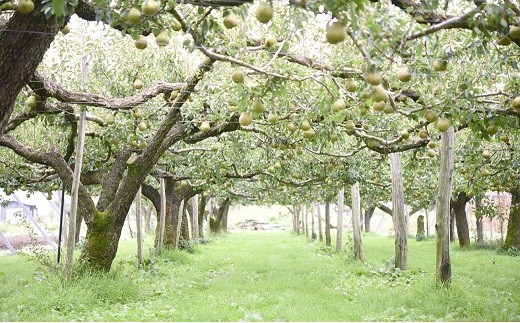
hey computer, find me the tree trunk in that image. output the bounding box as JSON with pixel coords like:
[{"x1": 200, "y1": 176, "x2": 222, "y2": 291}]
[
  {"x1": 336, "y1": 188, "x2": 344, "y2": 253},
  {"x1": 211, "y1": 198, "x2": 230, "y2": 233},
  {"x1": 325, "y1": 201, "x2": 331, "y2": 247},
  {"x1": 504, "y1": 187, "x2": 520, "y2": 250},
  {"x1": 0, "y1": 0, "x2": 61, "y2": 132},
  {"x1": 304, "y1": 205, "x2": 309, "y2": 238},
  {"x1": 351, "y1": 182, "x2": 364, "y2": 261},
  {"x1": 311, "y1": 203, "x2": 316, "y2": 240},
  {"x1": 449, "y1": 208, "x2": 456, "y2": 242},
  {"x1": 180, "y1": 203, "x2": 190, "y2": 242},
  {"x1": 364, "y1": 207, "x2": 375, "y2": 232},
  {"x1": 80, "y1": 211, "x2": 125, "y2": 271},
  {"x1": 143, "y1": 205, "x2": 153, "y2": 235},
  {"x1": 390, "y1": 152, "x2": 408, "y2": 270},
  {"x1": 197, "y1": 195, "x2": 208, "y2": 239},
  {"x1": 416, "y1": 215, "x2": 425, "y2": 241},
  {"x1": 452, "y1": 192, "x2": 471, "y2": 247},
  {"x1": 436, "y1": 126, "x2": 455, "y2": 286},
  {"x1": 317, "y1": 203, "x2": 323, "y2": 242}
]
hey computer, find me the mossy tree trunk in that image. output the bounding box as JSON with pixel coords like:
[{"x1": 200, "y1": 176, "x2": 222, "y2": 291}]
[
  {"x1": 452, "y1": 192, "x2": 471, "y2": 247},
  {"x1": 211, "y1": 198, "x2": 230, "y2": 233},
  {"x1": 435, "y1": 127, "x2": 455, "y2": 287},
  {"x1": 504, "y1": 187, "x2": 520, "y2": 250}
]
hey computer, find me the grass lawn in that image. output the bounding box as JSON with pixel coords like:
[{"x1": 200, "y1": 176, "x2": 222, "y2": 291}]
[{"x1": 0, "y1": 230, "x2": 518, "y2": 321}]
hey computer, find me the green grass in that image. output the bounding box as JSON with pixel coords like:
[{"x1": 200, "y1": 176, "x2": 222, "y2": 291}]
[{"x1": 0, "y1": 231, "x2": 519, "y2": 321}]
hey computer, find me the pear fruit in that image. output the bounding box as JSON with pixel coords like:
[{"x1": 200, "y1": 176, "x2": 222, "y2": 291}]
[
  {"x1": 424, "y1": 110, "x2": 437, "y2": 123},
  {"x1": 26, "y1": 95, "x2": 37, "y2": 108},
  {"x1": 397, "y1": 66, "x2": 411, "y2": 82},
  {"x1": 432, "y1": 59, "x2": 448, "y2": 72},
  {"x1": 18, "y1": 0, "x2": 34, "y2": 14},
  {"x1": 330, "y1": 133, "x2": 339, "y2": 142},
  {"x1": 345, "y1": 78, "x2": 358, "y2": 92},
  {"x1": 106, "y1": 114, "x2": 115, "y2": 125},
  {"x1": 364, "y1": 71, "x2": 382, "y2": 86},
  {"x1": 500, "y1": 134, "x2": 509, "y2": 143},
  {"x1": 326, "y1": 21, "x2": 346, "y2": 44},
  {"x1": 171, "y1": 19, "x2": 182, "y2": 31},
  {"x1": 255, "y1": 2, "x2": 273, "y2": 24},
  {"x1": 512, "y1": 96, "x2": 520, "y2": 111},
  {"x1": 482, "y1": 149, "x2": 491, "y2": 159},
  {"x1": 497, "y1": 36, "x2": 512, "y2": 46},
  {"x1": 252, "y1": 100, "x2": 265, "y2": 113},
  {"x1": 61, "y1": 25, "x2": 70, "y2": 35},
  {"x1": 300, "y1": 119, "x2": 311, "y2": 131},
  {"x1": 486, "y1": 125, "x2": 498, "y2": 135},
  {"x1": 239, "y1": 112, "x2": 252, "y2": 127},
  {"x1": 267, "y1": 113, "x2": 279, "y2": 123},
  {"x1": 418, "y1": 130, "x2": 428, "y2": 139},
  {"x1": 135, "y1": 35, "x2": 148, "y2": 49},
  {"x1": 199, "y1": 121, "x2": 211, "y2": 133},
  {"x1": 287, "y1": 122, "x2": 297, "y2": 133},
  {"x1": 141, "y1": 0, "x2": 159, "y2": 15},
  {"x1": 231, "y1": 68, "x2": 244, "y2": 83},
  {"x1": 359, "y1": 106, "x2": 368, "y2": 116},
  {"x1": 427, "y1": 149, "x2": 436, "y2": 158},
  {"x1": 133, "y1": 79, "x2": 143, "y2": 89},
  {"x1": 155, "y1": 30, "x2": 169, "y2": 46},
  {"x1": 303, "y1": 128, "x2": 315, "y2": 139},
  {"x1": 510, "y1": 25, "x2": 520, "y2": 40},
  {"x1": 345, "y1": 120, "x2": 355, "y2": 131},
  {"x1": 265, "y1": 35, "x2": 277, "y2": 47},
  {"x1": 383, "y1": 104, "x2": 394, "y2": 114},
  {"x1": 223, "y1": 12, "x2": 239, "y2": 29},
  {"x1": 333, "y1": 98, "x2": 346, "y2": 111},
  {"x1": 436, "y1": 117, "x2": 451, "y2": 132},
  {"x1": 373, "y1": 101, "x2": 385, "y2": 111},
  {"x1": 126, "y1": 8, "x2": 142, "y2": 25},
  {"x1": 133, "y1": 108, "x2": 143, "y2": 119},
  {"x1": 400, "y1": 129, "x2": 410, "y2": 140},
  {"x1": 138, "y1": 121, "x2": 147, "y2": 131},
  {"x1": 371, "y1": 85, "x2": 387, "y2": 102}
]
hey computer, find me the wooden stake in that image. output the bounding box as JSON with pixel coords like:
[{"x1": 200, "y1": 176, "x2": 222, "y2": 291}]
[
  {"x1": 351, "y1": 182, "x2": 364, "y2": 261},
  {"x1": 390, "y1": 152, "x2": 408, "y2": 270},
  {"x1": 157, "y1": 178, "x2": 166, "y2": 254},
  {"x1": 136, "y1": 186, "x2": 144, "y2": 269},
  {"x1": 336, "y1": 188, "x2": 344, "y2": 253},
  {"x1": 64, "y1": 108, "x2": 87, "y2": 280},
  {"x1": 191, "y1": 195, "x2": 199, "y2": 241},
  {"x1": 436, "y1": 126, "x2": 455, "y2": 286}
]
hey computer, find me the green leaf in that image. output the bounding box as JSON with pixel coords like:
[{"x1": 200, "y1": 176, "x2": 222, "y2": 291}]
[{"x1": 52, "y1": 0, "x2": 67, "y2": 18}]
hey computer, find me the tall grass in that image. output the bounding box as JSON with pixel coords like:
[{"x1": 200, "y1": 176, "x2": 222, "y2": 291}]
[{"x1": 0, "y1": 231, "x2": 518, "y2": 321}]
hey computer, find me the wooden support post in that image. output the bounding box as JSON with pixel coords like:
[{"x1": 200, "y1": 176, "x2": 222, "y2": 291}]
[
  {"x1": 311, "y1": 203, "x2": 316, "y2": 240},
  {"x1": 157, "y1": 178, "x2": 166, "y2": 254},
  {"x1": 317, "y1": 203, "x2": 323, "y2": 242},
  {"x1": 11, "y1": 193, "x2": 57, "y2": 249},
  {"x1": 325, "y1": 201, "x2": 331, "y2": 246},
  {"x1": 351, "y1": 182, "x2": 364, "y2": 261},
  {"x1": 174, "y1": 199, "x2": 185, "y2": 250},
  {"x1": 0, "y1": 231, "x2": 16, "y2": 254},
  {"x1": 136, "y1": 187, "x2": 144, "y2": 269},
  {"x1": 390, "y1": 152, "x2": 408, "y2": 270},
  {"x1": 191, "y1": 195, "x2": 199, "y2": 241},
  {"x1": 425, "y1": 208, "x2": 430, "y2": 237},
  {"x1": 64, "y1": 108, "x2": 87, "y2": 280},
  {"x1": 336, "y1": 188, "x2": 344, "y2": 253},
  {"x1": 436, "y1": 126, "x2": 455, "y2": 286},
  {"x1": 304, "y1": 205, "x2": 309, "y2": 238}
]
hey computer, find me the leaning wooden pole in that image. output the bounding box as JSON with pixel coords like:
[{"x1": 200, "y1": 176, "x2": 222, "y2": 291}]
[
  {"x1": 157, "y1": 178, "x2": 166, "y2": 254},
  {"x1": 191, "y1": 194, "x2": 199, "y2": 241},
  {"x1": 351, "y1": 182, "x2": 364, "y2": 261},
  {"x1": 436, "y1": 126, "x2": 455, "y2": 286},
  {"x1": 64, "y1": 108, "x2": 87, "y2": 280},
  {"x1": 390, "y1": 152, "x2": 408, "y2": 270},
  {"x1": 136, "y1": 186, "x2": 144, "y2": 269},
  {"x1": 336, "y1": 188, "x2": 345, "y2": 253}
]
